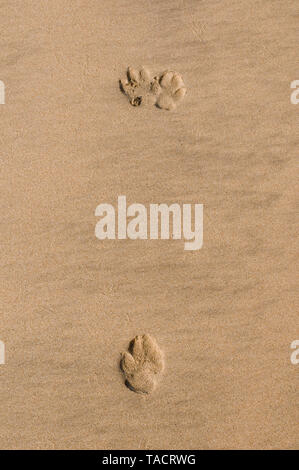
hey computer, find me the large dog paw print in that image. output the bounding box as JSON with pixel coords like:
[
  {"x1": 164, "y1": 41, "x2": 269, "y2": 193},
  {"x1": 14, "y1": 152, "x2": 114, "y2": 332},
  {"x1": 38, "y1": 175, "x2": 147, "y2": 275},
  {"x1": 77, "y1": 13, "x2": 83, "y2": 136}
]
[
  {"x1": 153, "y1": 71, "x2": 187, "y2": 111},
  {"x1": 120, "y1": 66, "x2": 155, "y2": 107},
  {"x1": 120, "y1": 334, "x2": 164, "y2": 394},
  {"x1": 120, "y1": 66, "x2": 186, "y2": 110}
]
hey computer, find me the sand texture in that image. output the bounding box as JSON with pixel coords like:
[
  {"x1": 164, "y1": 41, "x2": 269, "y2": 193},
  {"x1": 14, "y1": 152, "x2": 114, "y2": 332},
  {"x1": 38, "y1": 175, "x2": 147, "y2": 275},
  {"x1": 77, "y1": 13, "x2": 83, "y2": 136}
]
[{"x1": 0, "y1": 0, "x2": 298, "y2": 449}]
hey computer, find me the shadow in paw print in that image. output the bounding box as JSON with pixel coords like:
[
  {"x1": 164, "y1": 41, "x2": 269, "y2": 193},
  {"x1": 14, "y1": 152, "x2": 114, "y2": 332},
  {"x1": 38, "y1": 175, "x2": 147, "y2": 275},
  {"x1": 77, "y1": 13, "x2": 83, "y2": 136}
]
[{"x1": 119, "y1": 80, "x2": 143, "y2": 106}]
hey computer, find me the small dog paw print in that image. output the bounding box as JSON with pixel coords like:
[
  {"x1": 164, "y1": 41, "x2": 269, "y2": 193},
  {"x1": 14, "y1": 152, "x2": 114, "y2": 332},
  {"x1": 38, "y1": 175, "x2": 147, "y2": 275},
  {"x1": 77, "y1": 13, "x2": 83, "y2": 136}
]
[
  {"x1": 120, "y1": 66, "x2": 155, "y2": 107},
  {"x1": 153, "y1": 71, "x2": 187, "y2": 111},
  {"x1": 120, "y1": 66, "x2": 186, "y2": 110},
  {"x1": 120, "y1": 334, "x2": 164, "y2": 394}
]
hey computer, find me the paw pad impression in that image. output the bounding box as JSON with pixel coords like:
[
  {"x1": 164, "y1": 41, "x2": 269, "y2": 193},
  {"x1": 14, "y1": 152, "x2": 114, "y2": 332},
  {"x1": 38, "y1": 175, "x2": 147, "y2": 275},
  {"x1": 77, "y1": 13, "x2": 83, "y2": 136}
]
[
  {"x1": 119, "y1": 66, "x2": 153, "y2": 107},
  {"x1": 120, "y1": 66, "x2": 186, "y2": 111},
  {"x1": 154, "y1": 71, "x2": 187, "y2": 111},
  {"x1": 120, "y1": 334, "x2": 164, "y2": 394}
]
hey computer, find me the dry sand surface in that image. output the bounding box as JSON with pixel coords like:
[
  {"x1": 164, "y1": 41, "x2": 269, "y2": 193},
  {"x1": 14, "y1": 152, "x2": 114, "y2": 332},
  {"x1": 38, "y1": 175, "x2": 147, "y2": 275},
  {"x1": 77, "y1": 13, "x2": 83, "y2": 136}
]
[{"x1": 0, "y1": 0, "x2": 298, "y2": 449}]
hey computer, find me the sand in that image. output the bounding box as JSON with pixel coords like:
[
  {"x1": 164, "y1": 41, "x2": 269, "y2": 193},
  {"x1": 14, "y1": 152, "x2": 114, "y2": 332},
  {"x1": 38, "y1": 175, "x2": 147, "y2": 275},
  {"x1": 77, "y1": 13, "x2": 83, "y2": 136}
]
[{"x1": 0, "y1": 0, "x2": 298, "y2": 450}]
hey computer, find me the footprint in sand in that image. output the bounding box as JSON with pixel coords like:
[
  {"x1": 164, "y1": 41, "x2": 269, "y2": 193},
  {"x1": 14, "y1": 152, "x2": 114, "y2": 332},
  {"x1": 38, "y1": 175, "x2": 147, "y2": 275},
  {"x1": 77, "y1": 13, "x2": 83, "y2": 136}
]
[
  {"x1": 152, "y1": 70, "x2": 187, "y2": 111},
  {"x1": 120, "y1": 334, "x2": 164, "y2": 394},
  {"x1": 120, "y1": 66, "x2": 186, "y2": 111},
  {"x1": 119, "y1": 66, "x2": 156, "y2": 107}
]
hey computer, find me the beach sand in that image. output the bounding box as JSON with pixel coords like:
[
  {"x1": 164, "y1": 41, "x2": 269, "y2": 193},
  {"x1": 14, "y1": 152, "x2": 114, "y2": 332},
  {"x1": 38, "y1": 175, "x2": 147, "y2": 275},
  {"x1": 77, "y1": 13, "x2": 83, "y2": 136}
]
[{"x1": 0, "y1": 0, "x2": 298, "y2": 449}]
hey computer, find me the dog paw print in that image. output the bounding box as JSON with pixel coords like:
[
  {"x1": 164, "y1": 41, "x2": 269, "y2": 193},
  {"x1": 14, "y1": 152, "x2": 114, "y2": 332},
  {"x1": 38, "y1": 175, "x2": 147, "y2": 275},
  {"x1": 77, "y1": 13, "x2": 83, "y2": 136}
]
[
  {"x1": 120, "y1": 67, "x2": 186, "y2": 110},
  {"x1": 120, "y1": 334, "x2": 164, "y2": 394},
  {"x1": 153, "y1": 70, "x2": 187, "y2": 111},
  {"x1": 120, "y1": 66, "x2": 155, "y2": 107}
]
